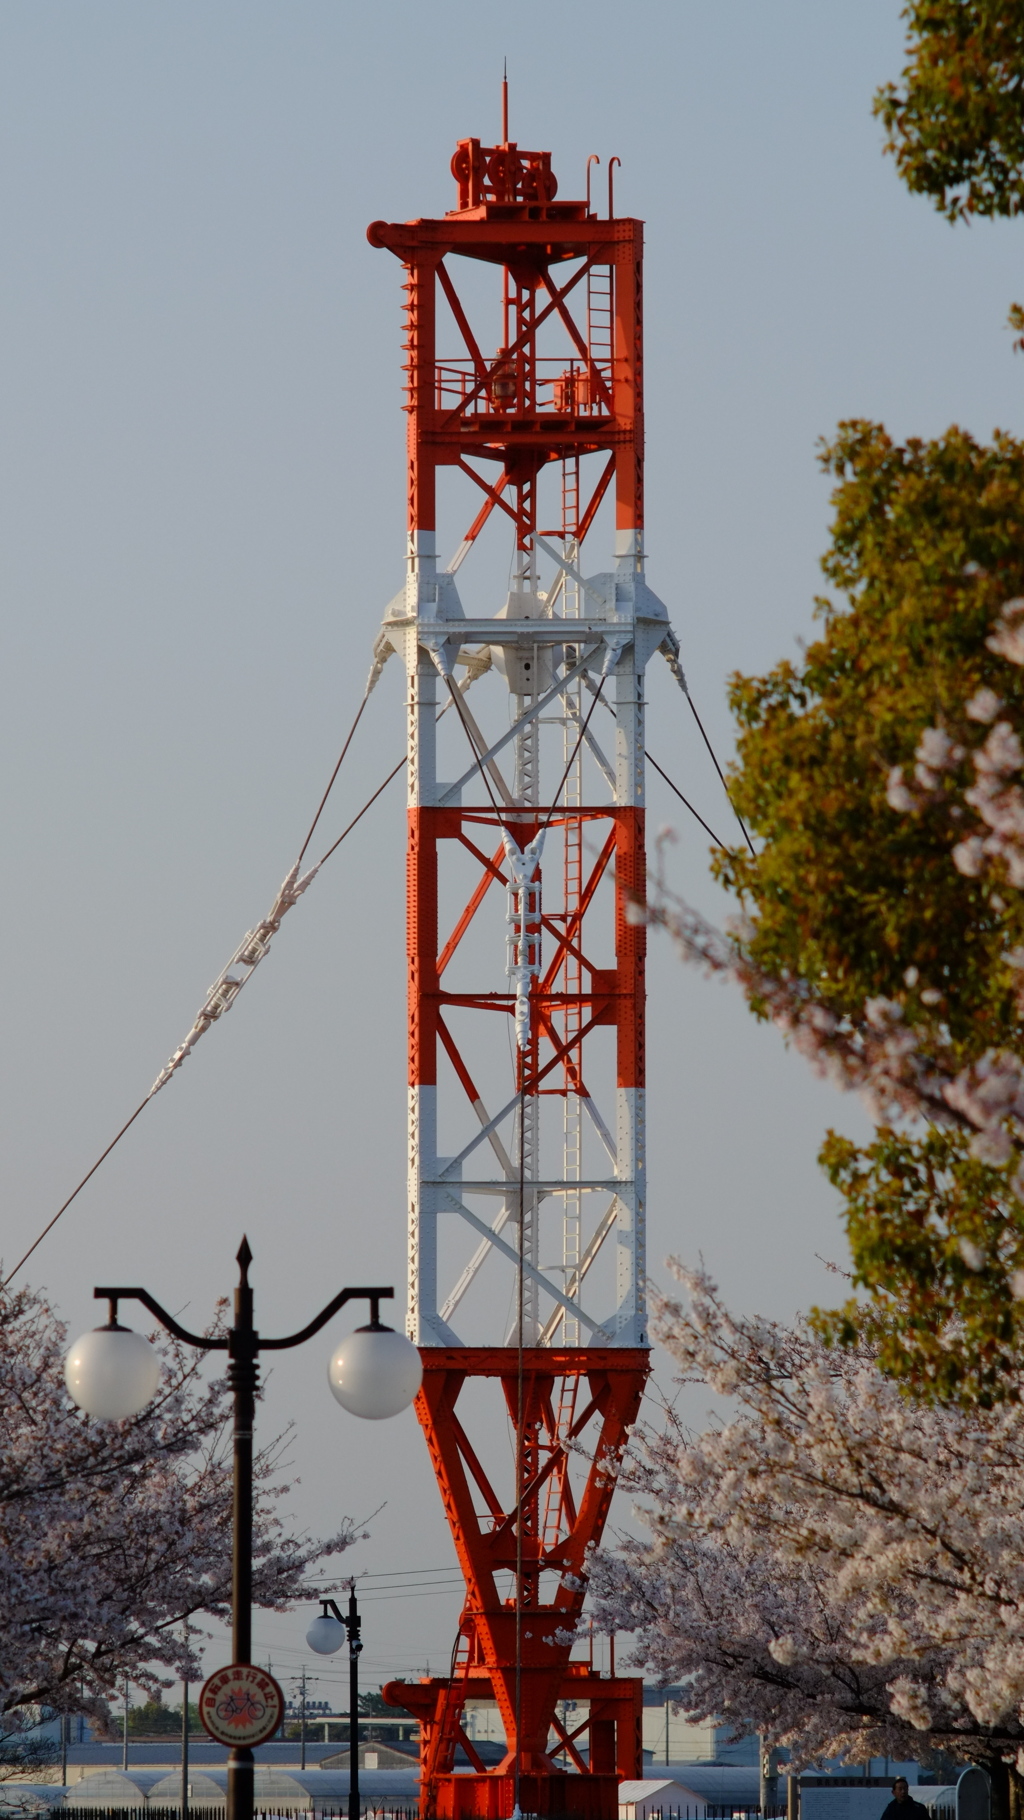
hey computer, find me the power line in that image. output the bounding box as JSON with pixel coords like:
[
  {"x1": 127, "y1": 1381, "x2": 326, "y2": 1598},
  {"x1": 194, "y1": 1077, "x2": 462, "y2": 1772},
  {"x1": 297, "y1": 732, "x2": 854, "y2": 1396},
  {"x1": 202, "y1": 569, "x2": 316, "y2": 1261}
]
[{"x1": 335, "y1": 1567, "x2": 462, "y2": 1582}]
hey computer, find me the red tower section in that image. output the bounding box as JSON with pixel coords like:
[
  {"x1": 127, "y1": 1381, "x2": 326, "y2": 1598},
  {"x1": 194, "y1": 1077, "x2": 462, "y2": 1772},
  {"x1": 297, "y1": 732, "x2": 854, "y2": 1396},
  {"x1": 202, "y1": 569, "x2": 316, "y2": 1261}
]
[
  {"x1": 369, "y1": 125, "x2": 659, "y2": 1820},
  {"x1": 368, "y1": 134, "x2": 643, "y2": 557}
]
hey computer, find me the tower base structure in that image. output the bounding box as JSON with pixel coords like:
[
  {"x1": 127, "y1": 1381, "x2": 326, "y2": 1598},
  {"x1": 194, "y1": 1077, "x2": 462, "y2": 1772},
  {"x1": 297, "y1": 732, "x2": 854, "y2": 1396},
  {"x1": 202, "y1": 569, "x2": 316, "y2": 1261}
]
[
  {"x1": 386, "y1": 1670, "x2": 641, "y2": 1820},
  {"x1": 383, "y1": 1348, "x2": 648, "y2": 1820}
]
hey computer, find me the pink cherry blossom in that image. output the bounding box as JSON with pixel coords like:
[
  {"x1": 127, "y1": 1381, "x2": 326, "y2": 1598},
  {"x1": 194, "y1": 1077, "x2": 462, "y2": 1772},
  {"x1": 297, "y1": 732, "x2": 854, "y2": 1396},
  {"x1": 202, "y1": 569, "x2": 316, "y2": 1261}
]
[
  {"x1": 591, "y1": 1265, "x2": 1024, "y2": 1774},
  {"x1": 0, "y1": 1281, "x2": 356, "y2": 1750}
]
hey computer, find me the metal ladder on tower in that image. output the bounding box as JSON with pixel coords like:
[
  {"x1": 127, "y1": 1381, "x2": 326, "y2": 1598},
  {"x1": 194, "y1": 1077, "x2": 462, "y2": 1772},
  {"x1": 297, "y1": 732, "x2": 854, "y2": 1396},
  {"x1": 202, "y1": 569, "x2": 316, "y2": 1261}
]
[
  {"x1": 559, "y1": 491, "x2": 583, "y2": 1349},
  {"x1": 541, "y1": 488, "x2": 586, "y2": 1553},
  {"x1": 541, "y1": 1374, "x2": 580, "y2": 1556},
  {"x1": 427, "y1": 1621, "x2": 481, "y2": 1781},
  {"x1": 586, "y1": 265, "x2": 613, "y2": 403}
]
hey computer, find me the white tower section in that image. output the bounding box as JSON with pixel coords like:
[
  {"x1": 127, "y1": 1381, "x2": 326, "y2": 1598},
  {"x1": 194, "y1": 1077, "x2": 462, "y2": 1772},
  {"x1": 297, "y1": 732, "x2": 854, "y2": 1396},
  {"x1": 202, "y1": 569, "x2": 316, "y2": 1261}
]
[{"x1": 377, "y1": 530, "x2": 674, "y2": 1349}]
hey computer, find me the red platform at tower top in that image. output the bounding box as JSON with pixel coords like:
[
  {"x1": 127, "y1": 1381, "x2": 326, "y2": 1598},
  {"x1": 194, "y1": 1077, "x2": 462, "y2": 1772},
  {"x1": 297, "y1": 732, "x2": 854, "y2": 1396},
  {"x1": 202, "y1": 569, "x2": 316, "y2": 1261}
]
[
  {"x1": 367, "y1": 128, "x2": 643, "y2": 554},
  {"x1": 369, "y1": 111, "x2": 660, "y2": 1820}
]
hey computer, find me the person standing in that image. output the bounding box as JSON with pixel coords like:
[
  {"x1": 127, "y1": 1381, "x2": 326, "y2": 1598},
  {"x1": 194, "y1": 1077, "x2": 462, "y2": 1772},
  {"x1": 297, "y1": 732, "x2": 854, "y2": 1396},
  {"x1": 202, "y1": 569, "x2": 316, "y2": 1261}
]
[{"x1": 879, "y1": 1778, "x2": 931, "y2": 1820}]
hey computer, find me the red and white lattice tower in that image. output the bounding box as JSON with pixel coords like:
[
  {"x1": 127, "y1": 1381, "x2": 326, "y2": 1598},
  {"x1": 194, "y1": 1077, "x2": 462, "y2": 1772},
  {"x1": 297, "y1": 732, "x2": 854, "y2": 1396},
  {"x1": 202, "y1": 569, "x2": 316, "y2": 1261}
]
[{"x1": 369, "y1": 113, "x2": 677, "y2": 1820}]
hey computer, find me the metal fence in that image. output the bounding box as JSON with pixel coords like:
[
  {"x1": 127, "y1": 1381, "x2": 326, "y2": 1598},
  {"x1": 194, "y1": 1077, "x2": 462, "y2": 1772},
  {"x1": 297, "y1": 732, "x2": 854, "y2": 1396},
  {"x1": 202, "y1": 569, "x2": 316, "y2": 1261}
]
[
  {"x1": 640, "y1": 1809, "x2": 788, "y2": 1820},
  {"x1": 705, "y1": 1808, "x2": 788, "y2": 1818},
  {"x1": 52, "y1": 1809, "x2": 421, "y2": 1820},
  {"x1": 54, "y1": 1811, "x2": 226, "y2": 1820}
]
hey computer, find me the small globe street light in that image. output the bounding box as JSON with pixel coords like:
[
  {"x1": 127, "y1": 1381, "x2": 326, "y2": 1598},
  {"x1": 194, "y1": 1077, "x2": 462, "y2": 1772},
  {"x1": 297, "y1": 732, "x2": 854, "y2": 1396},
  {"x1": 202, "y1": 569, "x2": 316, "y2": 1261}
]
[
  {"x1": 305, "y1": 1586, "x2": 363, "y2": 1820},
  {"x1": 64, "y1": 1239, "x2": 422, "y2": 1820}
]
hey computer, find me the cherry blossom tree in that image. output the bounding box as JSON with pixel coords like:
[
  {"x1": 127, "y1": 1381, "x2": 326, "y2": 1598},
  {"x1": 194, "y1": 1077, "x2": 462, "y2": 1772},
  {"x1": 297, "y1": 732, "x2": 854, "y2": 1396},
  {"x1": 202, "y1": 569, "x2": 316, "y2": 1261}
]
[
  {"x1": 590, "y1": 1266, "x2": 1024, "y2": 1820},
  {"x1": 0, "y1": 1278, "x2": 356, "y2": 1764}
]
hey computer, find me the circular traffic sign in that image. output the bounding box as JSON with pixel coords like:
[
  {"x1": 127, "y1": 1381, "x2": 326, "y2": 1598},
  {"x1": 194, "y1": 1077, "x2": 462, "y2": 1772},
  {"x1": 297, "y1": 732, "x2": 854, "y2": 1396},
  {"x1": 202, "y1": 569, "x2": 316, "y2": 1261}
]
[{"x1": 199, "y1": 1663, "x2": 284, "y2": 1748}]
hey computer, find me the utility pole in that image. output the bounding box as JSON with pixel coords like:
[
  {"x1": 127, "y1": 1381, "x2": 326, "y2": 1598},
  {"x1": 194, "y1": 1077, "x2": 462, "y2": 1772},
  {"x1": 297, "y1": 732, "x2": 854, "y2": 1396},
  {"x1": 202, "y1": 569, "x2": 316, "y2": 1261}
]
[
  {"x1": 122, "y1": 1675, "x2": 129, "y2": 1772},
  {"x1": 294, "y1": 1669, "x2": 314, "y2": 1771},
  {"x1": 60, "y1": 1712, "x2": 67, "y2": 1790}
]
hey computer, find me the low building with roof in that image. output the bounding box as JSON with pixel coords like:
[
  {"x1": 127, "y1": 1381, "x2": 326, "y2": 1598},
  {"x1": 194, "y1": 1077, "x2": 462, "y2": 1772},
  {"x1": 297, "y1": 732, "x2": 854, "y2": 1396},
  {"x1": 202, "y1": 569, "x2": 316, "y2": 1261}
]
[{"x1": 619, "y1": 1777, "x2": 708, "y2": 1820}]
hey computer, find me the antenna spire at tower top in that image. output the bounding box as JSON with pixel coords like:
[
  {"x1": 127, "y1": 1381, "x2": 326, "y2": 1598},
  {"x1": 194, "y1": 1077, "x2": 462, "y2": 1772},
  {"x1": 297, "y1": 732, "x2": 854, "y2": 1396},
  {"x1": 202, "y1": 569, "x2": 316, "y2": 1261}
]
[{"x1": 501, "y1": 60, "x2": 508, "y2": 144}]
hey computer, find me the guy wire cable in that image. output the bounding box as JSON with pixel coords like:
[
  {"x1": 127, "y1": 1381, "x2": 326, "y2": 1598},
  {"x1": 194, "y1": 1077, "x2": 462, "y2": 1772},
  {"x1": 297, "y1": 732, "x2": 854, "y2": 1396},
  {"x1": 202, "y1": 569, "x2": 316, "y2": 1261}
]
[
  {"x1": 3, "y1": 1100, "x2": 158, "y2": 1289},
  {"x1": 645, "y1": 753, "x2": 728, "y2": 850},
  {"x1": 295, "y1": 690, "x2": 371, "y2": 868},
  {"x1": 444, "y1": 667, "x2": 607, "y2": 842},
  {"x1": 444, "y1": 674, "x2": 508, "y2": 825},
  {"x1": 5, "y1": 653, "x2": 709, "y2": 1290},
  {"x1": 3, "y1": 693, "x2": 395, "y2": 1289},
  {"x1": 581, "y1": 672, "x2": 737, "y2": 853},
  {"x1": 536, "y1": 676, "x2": 606, "y2": 840},
  {"x1": 5, "y1": 665, "x2": 503, "y2": 1288},
  {"x1": 681, "y1": 689, "x2": 756, "y2": 859}
]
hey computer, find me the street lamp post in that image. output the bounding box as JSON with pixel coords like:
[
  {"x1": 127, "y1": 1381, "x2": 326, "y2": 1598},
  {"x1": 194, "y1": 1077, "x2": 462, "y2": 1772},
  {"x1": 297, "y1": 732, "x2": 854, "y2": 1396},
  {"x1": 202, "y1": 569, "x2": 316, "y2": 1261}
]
[
  {"x1": 344, "y1": 1587, "x2": 362, "y2": 1820},
  {"x1": 64, "y1": 1239, "x2": 422, "y2": 1820},
  {"x1": 182, "y1": 1622, "x2": 190, "y2": 1820},
  {"x1": 307, "y1": 1587, "x2": 361, "y2": 1820}
]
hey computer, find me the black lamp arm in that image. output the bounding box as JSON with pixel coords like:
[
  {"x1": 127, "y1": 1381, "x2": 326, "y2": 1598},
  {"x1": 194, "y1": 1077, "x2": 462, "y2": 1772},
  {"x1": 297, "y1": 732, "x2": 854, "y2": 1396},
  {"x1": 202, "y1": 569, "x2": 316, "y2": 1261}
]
[
  {"x1": 94, "y1": 1287, "x2": 226, "y2": 1351},
  {"x1": 92, "y1": 1283, "x2": 394, "y2": 1353},
  {"x1": 318, "y1": 1596, "x2": 361, "y2": 1649},
  {"x1": 260, "y1": 1286, "x2": 393, "y2": 1351}
]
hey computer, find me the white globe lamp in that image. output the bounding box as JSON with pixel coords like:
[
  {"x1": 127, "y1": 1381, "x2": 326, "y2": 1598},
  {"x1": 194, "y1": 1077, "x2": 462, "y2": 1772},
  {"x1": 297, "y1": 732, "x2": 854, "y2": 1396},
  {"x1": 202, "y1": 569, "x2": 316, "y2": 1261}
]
[
  {"x1": 65, "y1": 1322, "x2": 161, "y2": 1420},
  {"x1": 306, "y1": 1613, "x2": 345, "y2": 1655},
  {"x1": 327, "y1": 1323, "x2": 422, "y2": 1419}
]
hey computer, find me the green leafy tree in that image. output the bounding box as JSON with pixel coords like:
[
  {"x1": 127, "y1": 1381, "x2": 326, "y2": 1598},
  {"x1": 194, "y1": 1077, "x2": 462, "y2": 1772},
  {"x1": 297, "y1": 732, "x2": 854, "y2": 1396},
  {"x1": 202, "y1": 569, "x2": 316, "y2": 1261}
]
[
  {"x1": 653, "y1": 419, "x2": 1024, "y2": 1402},
  {"x1": 358, "y1": 1691, "x2": 392, "y2": 1717},
  {"x1": 718, "y1": 418, "x2": 1024, "y2": 1058},
  {"x1": 687, "y1": 16, "x2": 1024, "y2": 1399},
  {"x1": 875, "y1": 2, "x2": 1024, "y2": 222},
  {"x1": 127, "y1": 1697, "x2": 202, "y2": 1737}
]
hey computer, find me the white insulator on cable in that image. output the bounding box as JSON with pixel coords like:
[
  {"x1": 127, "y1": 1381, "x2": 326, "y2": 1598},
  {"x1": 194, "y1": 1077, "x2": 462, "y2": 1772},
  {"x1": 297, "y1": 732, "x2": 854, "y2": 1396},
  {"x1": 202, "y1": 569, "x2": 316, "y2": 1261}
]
[
  {"x1": 502, "y1": 828, "x2": 545, "y2": 1052},
  {"x1": 147, "y1": 858, "x2": 321, "y2": 1098},
  {"x1": 660, "y1": 626, "x2": 688, "y2": 693}
]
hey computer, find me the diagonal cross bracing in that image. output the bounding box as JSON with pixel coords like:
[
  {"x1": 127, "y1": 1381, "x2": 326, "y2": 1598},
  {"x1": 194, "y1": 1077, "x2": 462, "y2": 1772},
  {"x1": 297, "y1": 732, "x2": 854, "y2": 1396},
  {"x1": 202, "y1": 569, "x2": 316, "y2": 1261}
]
[
  {"x1": 439, "y1": 647, "x2": 605, "y2": 806},
  {"x1": 437, "y1": 1188, "x2": 612, "y2": 1341},
  {"x1": 437, "y1": 256, "x2": 596, "y2": 428}
]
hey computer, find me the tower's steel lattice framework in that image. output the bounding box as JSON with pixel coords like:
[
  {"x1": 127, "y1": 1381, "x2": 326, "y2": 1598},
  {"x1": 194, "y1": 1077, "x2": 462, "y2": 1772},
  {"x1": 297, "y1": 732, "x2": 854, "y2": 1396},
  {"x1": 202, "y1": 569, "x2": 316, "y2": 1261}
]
[{"x1": 370, "y1": 127, "x2": 679, "y2": 1820}]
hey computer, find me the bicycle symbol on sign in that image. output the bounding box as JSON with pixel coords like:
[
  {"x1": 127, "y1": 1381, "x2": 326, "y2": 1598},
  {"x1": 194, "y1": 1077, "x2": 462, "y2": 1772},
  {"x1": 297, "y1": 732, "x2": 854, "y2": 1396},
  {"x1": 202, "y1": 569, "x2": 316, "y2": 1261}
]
[{"x1": 216, "y1": 1689, "x2": 266, "y2": 1725}]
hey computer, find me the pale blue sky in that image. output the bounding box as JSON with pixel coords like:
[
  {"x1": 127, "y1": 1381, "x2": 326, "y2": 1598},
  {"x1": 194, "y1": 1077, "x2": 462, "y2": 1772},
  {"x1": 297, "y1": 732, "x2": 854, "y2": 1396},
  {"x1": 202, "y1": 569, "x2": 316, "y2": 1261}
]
[{"x1": 2, "y1": 1, "x2": 1021, "y2": 1690}]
